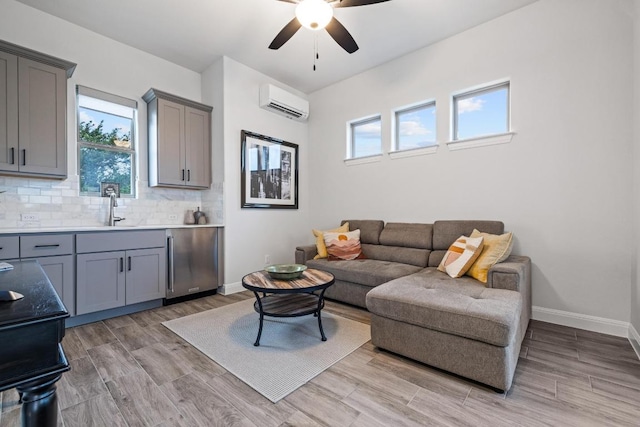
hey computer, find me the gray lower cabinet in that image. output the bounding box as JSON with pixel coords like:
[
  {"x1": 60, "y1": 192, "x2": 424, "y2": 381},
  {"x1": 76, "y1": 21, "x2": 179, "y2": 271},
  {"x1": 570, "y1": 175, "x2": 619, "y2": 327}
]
[
  {"x1": 125, "y1": 248, "x2": 166, "y2": 305},
  {"x1": 0, "y1": 40, "x2": 76, "y2": 178},
  {"x1": 0, "y1": 236, "x2": 19, "y2": 260},
  {"x1": 37, "y1": 255, "x2": 75, "y2": 316},
  {"x1": 18, "y1": 233, "x2": 75, "y2": 316},
  {"x1": 76, "y1": 230, "x2": 167, "y2": 316},
  {"x1": 76, "y1": 251, "x2": 126, "y2": 315}
]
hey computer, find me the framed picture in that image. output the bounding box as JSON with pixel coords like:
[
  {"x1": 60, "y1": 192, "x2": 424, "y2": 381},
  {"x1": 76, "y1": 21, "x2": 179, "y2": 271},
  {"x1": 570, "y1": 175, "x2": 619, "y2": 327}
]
[{"x1": 241, "y1": 130, "x2": 298, "y2": 209}]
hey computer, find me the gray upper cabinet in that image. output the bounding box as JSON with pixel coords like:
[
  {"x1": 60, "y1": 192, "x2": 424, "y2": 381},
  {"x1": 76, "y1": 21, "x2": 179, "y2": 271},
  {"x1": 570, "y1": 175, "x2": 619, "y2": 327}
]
[
  {"x1": 0, "y1": 51, "x2": 18, "y2": 172},
  {"x1": 0, "y1": 40, "x2": 75, "y2": 179},
  {"x1": 144, "y1": 88, "x2": 212, "y2": 189}
]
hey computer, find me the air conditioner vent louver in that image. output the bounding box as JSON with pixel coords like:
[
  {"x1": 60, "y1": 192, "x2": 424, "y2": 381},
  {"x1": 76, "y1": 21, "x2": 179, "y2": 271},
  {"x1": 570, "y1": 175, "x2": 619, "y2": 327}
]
[
  {"x1": 267, "y1": 102, "x2": 304, "y2": 118},
  {"x1": 259, "y1": 84, "x2": 309, "y2": 122}
]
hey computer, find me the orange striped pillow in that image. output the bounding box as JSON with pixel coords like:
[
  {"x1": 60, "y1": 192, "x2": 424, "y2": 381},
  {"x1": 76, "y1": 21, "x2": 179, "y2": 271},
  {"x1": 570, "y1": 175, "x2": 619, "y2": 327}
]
[
  {"x1": 438, "y1": 236, "x2": 484, "y2": 278},
  {"x1": 312, "y1": 222, "x2": 350, "y2": 259},
  {"x1": 323, "y1": 230, "x2": 363, "y2": 261}
]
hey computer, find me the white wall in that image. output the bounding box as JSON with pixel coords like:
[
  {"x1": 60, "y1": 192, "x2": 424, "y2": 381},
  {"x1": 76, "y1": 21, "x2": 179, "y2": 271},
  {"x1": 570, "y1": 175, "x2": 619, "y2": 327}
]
[
  {"x1": 200, "y1": 58, "x2": 225, "y2": 225},
  {"x1": 0, "y1": 0, "x2": 206, "y2": 227},
  {"x1": 201, "y1": 57, "x2": 309, "y2": 286},
  {"x1": 632, "y1": 0, "x2": 640, "y2": 338},
  {"x1": 308, "y1": 0, "x2": 634, "y2": 322}
]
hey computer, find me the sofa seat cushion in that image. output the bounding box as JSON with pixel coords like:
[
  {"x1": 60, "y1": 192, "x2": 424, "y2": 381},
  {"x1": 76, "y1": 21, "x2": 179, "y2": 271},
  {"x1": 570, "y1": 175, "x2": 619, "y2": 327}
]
[
  {"x1": 306, "y1": 258, "x2": 423, "y2": 288},
  {"x1": 366, "y1": 268, "x2": 522, "y2": 347}
]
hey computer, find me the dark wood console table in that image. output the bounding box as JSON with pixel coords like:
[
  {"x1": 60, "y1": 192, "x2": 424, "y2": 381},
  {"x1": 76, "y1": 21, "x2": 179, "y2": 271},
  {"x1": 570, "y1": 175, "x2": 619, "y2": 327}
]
[{"x1": 0, "y1": 260, "x2": 70, "y2": 427}]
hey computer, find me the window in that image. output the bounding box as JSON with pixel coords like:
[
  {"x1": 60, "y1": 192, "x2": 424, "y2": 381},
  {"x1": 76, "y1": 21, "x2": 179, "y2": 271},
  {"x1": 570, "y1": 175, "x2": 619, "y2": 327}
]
[
  {"x1": 393, "y1": 101, "x2": 436, "y2": 152},
  {"x1": 77, "y1": 86, "x2": 137, "y2": 196},
  {"x1": 349, "y1": 116, "x2": 382, "y2": 159},
  {"x1": 453, "y1": 81, "x2": 509, "y2": 141}
]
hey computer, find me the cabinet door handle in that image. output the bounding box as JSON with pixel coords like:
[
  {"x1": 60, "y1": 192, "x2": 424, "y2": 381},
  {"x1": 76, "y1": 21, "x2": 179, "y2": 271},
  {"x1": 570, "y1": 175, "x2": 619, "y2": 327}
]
[
  {"x1": 120, "y1": 257, "x2": 124, "y2": 273},
  {"x1": 168, "y1": 236, "x2": 175, "y2": 293},
  {"x1": 181, "y1": 169, "x2": 185, "y2": 181},
  {"x1": 187, "y1": 170, "x2": 191, "y2": 182},
  {"x1": 34, "y1": 244, "x2": 60, "y2": 248},
  {"x1": 10, "y1": 147, "x2": 14, "y2": 165},
  {"x1": 22, "y1": 149, "x2": 26, "y2": 166},
  {"x1": 127, "y1": 256, "x2": 132, "y2": 271}
]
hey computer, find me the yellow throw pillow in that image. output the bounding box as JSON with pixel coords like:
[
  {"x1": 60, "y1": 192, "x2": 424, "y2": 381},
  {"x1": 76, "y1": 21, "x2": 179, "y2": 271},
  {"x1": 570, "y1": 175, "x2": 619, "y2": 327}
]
[
  {"x1": 312, "y1": 222, "x2": 349, "y2": 259},
  {"x1": 437, "y1": 235, "x2": 484, "y2": 278},
  {"x1": 466, "y1": 229, "x2": 514, "y2": 283}
]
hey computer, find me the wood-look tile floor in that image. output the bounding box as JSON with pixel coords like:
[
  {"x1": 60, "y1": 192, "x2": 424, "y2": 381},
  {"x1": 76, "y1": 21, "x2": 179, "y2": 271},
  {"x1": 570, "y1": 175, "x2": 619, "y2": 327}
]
[{"x1": 2, "y1": 291, "x2": 639, "y2": 426}]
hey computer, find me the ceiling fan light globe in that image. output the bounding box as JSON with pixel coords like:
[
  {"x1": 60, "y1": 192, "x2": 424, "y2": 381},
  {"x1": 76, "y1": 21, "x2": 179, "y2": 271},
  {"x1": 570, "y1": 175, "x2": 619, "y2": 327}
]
[{"x1": 295, "y1": 0, "x2": 333, "y2": 31}]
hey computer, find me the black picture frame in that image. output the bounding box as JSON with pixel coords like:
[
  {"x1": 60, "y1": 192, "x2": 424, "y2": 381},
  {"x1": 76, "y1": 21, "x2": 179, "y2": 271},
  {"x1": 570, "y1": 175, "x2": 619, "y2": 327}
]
[{"x1": 241, "y1": 130, "x2": 298, "y2": 209}]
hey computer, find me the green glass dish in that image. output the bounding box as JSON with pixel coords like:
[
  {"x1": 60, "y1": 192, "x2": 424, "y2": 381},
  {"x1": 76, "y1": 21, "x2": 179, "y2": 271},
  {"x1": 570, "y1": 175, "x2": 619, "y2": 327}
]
[{"x1": 265, "y1": 264, "x2": 307, "y2": 280}]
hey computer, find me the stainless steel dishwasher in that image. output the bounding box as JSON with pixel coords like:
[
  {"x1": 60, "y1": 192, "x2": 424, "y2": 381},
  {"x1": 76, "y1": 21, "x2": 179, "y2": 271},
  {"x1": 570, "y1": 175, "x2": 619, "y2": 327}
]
[{"x1": 165, "y1": 227, "x2": 221, "y2": 302}]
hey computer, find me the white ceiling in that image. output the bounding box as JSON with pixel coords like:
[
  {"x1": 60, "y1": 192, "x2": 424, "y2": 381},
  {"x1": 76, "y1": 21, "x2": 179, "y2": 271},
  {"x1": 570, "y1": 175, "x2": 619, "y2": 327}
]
[{"x1": 16, "y1": 0, "x2": 537, "y2": 93}]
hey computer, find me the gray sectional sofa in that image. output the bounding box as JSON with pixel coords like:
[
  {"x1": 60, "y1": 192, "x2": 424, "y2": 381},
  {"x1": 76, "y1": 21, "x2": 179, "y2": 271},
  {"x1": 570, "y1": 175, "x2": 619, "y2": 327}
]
[{"x1": 295, "y1": 220, "x2": 531, "y2": 391}]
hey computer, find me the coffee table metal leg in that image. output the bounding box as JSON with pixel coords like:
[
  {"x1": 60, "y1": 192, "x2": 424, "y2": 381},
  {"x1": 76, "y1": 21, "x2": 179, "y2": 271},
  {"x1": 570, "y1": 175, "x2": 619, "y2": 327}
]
[
  {"x1": 253, "y1": 291, "x2": 264, "y2": 346},
  {"x1": 317, "y1": 289, "x2": 327, "y2": 341}
]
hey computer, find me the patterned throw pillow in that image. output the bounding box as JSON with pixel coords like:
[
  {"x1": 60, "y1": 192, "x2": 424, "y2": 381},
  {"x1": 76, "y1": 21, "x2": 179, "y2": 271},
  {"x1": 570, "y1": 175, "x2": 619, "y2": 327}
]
[
  {"x1": 466, "y1": 229, "x2": 513, "y2": 283},
  {"x1": 437, "y1": 236, "x2": 485, "y2": 278},
  {"x1": 323, "y1": 230, "x2": 363, "y2": 261},
  {"x1": 312, "y1": 222, "x2": 349, "y2": 259}
]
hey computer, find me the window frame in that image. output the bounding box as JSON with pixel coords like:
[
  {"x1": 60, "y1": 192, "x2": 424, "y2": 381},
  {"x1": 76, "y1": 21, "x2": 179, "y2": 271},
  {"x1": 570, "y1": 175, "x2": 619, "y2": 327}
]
[
  {"x1": 76, "y1": 86, "x2": 137, "y2": 197},
  {"x1": 390, "y1": 99, "x2": 438, "y2": 159},
  {"x1": 451, "y1": 80, "x2": 511, "y2": 143},
  {"x1": 346, "y1": 114, "x2": 383, "y2": 163}
]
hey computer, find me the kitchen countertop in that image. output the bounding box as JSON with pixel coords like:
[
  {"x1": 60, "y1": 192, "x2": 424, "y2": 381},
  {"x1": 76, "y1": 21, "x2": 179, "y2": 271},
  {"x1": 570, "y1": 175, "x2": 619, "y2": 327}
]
[{"x1": 0, "y1": 224, "x2": 224, "y2": 234}]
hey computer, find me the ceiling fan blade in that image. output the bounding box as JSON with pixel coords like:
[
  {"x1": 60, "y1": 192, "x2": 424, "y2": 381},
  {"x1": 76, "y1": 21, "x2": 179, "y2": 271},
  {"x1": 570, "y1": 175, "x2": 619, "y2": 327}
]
[
  {"x1": 269, "y1": 18, "x2": 303, "y2": 50},
  {"x1": 333, "y1": 0, "x2": 390, "y2": 8},
  {"x1": 325, "y1": 17, "x2": 359, "y2": 53},
  {"x1": 276, "y1": 0, "x2": 298, "y2": 3}
]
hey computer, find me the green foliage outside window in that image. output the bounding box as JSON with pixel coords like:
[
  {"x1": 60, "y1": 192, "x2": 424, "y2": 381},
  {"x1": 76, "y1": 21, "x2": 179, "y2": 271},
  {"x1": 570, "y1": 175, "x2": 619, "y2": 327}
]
[{"x1": 79, "y1": 120, "x2": 133, "y2": 195}]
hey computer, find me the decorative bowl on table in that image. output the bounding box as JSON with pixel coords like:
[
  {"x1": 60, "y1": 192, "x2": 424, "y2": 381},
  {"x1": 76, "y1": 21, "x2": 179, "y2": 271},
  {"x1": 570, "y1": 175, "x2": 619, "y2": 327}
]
[{"x1": 265, "y1": 264, "x2": 307, "y2": 280}]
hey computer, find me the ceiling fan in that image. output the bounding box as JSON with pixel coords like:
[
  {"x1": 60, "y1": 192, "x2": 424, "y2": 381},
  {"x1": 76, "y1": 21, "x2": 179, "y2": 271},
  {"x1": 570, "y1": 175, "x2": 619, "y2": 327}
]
[{"x1": 269, "y1": 0, "x2": 391, "y2": 54}]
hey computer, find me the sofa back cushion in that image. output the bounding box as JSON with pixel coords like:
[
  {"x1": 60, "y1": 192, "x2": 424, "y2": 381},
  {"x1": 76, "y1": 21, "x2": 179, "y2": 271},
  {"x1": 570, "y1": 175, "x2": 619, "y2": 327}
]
[
  {"x1": 379, "y1": 222, "x2": 432, "y2": 249},
  {"x1": 342, "y1": 220, "x2": 384, "y2": 244},
  {"x1": 362, "y1": 244, "x2": 430, "y2": 268},
  {"x1": 429, "y1": 220, "x2": 504, "y2": 267}
]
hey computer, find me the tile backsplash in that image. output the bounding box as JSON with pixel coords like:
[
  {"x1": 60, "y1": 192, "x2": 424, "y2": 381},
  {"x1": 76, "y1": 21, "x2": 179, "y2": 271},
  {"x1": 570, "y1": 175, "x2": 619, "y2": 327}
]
[{"x1": 0, "y1": 175, "x2": 224, "y2": 229}]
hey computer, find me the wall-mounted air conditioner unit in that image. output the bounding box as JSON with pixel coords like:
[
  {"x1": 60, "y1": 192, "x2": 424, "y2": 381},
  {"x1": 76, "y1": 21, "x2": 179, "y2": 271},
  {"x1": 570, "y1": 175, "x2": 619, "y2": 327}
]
[{"x1": 259, "y1": 84, "x2": 309, "y2": 122}]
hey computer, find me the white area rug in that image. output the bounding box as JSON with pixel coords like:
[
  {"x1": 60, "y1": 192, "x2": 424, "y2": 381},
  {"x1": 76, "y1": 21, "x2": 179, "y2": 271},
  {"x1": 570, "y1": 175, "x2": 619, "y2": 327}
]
[{"x1": 162, "y1": 298, "x2": 371, "y2": 402}]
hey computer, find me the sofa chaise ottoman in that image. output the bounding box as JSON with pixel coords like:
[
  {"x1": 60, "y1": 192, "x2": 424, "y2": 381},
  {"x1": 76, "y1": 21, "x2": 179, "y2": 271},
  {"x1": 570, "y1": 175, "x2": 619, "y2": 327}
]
[{"x1": 295, "y1": 219, "x2": 531, "y2": 391}]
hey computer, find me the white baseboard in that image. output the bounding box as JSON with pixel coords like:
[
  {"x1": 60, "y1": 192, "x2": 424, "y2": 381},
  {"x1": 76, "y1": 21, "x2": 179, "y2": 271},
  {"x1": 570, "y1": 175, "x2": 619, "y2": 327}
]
[
  {"x1": 219, "y1": 281, "x2": 244, "y2": 295},
  {"x1": 532, "y1": 306, "x2": 629, "y2": 338},
  {"x1": 630, "y1": 323, "x2": 640, "y2": 360}
]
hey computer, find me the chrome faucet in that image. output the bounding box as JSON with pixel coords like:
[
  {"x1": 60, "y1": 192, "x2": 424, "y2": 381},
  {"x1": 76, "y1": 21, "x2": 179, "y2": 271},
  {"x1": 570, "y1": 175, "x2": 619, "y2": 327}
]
[{"x1": 108, "y1": 193, "x2": 125, "y2": 226}]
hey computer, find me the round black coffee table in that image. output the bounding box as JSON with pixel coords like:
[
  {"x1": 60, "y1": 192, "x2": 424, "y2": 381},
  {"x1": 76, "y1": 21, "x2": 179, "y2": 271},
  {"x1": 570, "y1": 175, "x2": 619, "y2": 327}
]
[{"x1": 241, "y1": 269, "x2": 335, "y2": 346}]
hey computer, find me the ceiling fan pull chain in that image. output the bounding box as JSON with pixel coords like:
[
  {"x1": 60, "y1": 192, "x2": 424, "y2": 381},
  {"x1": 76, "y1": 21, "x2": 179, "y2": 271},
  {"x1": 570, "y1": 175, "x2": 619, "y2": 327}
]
[{"x1": 313, "y1": 34, "x2": 318, "y2": 71}]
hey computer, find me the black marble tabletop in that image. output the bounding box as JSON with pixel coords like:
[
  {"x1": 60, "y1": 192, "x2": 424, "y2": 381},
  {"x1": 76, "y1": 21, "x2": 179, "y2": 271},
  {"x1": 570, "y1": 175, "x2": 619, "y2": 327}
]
[{"x1": 0, "y1": 260, "x2": 68, "y2": 327}]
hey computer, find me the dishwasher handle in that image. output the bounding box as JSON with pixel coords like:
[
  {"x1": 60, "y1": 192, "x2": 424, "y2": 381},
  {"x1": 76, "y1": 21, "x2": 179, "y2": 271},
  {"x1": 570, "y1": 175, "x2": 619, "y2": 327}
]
[{"x1": 168, "y1": 236, "x2": 175, "y2": 293}]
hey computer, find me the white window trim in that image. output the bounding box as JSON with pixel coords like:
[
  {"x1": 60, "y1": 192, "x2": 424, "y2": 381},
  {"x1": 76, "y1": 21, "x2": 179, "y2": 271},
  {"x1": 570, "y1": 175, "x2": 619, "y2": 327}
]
[
  {"x1": 451, "y1": 79, "x2": 511, "y2": 144},
  {"x1": 344, "y1": 154, "x2": 383, "y2": 166},
  {"x1": 346, "y1": 114, "x2": 382, "y2": 160},
  {"x1": 391, "y1": 99, "x2": 437, "y2": 156},
  {"x1": 389, "y1": 145, "x2": 439, "y2": 159},
  {"x1": 447, "y1": 131, "x2": 515, "y2": 151}
]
